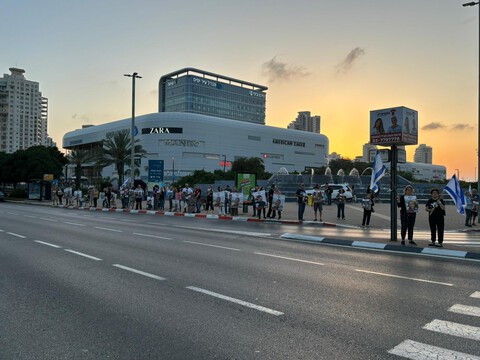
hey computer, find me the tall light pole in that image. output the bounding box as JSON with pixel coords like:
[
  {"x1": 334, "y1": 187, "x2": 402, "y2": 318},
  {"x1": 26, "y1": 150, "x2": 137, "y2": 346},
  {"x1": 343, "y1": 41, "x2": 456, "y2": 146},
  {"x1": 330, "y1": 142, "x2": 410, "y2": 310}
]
[
  {"x1": 455, "y1": 168, "x2": 460, "y2": 180},
  {"x1": 124, "y1": 72, "x2": 142, "y2": 186},
  {"x1": 172, "y1": 157, "x2": 175, "y2": 183},
  {"x1": 223, "y1": 155, "x2": 227, "y2": 172},
  {"x1": 463, "y1": 1, "x2": 480, "y2": 190}
]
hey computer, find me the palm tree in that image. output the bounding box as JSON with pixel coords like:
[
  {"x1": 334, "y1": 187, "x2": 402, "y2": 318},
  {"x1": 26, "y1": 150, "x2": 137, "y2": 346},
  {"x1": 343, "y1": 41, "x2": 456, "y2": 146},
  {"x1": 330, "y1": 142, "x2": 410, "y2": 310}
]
[
  {"x1": 67, "y1": 149, "x2": 94, "y2": 190},
  {"x1": 95, "y1": 131, "x2": 146, "y2": 186}
]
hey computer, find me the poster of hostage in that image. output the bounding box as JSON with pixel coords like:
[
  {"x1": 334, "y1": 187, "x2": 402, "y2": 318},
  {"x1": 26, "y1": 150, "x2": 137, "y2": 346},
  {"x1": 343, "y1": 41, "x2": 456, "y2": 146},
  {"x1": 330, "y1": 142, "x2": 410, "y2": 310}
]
[{"x1": 370, "y1": 106, "x2": 418, "y2": 146}]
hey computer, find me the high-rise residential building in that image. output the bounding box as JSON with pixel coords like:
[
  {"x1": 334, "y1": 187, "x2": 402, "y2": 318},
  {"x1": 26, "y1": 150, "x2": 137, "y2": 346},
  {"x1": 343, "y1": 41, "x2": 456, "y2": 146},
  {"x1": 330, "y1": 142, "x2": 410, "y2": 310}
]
[
  {"x1": 287, "y1": 111, "x2": 321, "y2": 133},
  {"x1": 414, "y1": 144, "x2": 433, "y2": 164},
  {"x1": 0, "y1": 67, "x2": 52, "y2": 153},
  {"x1": 158, "y1": 67, "x2": 267, "y2": 124}
]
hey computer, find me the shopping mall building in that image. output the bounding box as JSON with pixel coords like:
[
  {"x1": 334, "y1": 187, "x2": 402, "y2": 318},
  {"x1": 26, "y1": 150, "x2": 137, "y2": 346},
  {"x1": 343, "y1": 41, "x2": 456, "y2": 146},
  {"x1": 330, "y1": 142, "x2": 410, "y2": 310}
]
[{"x1": 63, "y1": 68, "x2": 329, "y2": 183}]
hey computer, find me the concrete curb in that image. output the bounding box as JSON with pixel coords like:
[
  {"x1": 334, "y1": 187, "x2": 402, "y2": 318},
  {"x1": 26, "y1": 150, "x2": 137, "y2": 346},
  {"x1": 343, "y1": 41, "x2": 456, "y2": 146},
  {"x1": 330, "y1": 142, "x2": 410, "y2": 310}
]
[{"x1": 280, "y1": 233, "x2": 480, "y2": 260}]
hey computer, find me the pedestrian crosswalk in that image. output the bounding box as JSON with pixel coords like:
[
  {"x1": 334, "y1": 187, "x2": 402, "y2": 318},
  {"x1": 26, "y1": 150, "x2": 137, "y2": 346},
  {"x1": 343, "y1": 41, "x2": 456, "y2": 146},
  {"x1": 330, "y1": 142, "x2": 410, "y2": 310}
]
[{"x1": 388, "y1": 291, "x2": 480, "y2": 359}]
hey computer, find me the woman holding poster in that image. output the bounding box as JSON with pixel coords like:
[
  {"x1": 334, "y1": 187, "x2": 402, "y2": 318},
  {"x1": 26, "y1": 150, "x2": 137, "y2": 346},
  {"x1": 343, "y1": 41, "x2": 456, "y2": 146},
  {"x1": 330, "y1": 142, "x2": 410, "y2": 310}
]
[
  {"x1": 271, "y1": 186, "x2": 285, "y2": 220},
  {"x1": 397, "y1": 185, "x2": 418, "y2": 246}
]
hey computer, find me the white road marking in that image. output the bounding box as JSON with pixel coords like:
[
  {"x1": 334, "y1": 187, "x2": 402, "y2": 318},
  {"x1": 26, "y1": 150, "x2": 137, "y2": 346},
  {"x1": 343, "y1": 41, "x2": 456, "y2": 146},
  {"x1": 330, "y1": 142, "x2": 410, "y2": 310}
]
[
  {"x1": 63, "y1": 222, "x2": 86, "y2": 226},
  {"x1": 388, "y1": 339, "x2": 480, "y2": 359},
  {"x1": 23, "y1": 215, "x2": 36, "y2": 218},
  {"x1": 183, "y1": 241, "x2": 240, "y2": 251},
  {"x1": 174, "y1": 225, "x2": 271, "y2": 237},
  {"x1": 254, "y1": 252, "x2": 325, "y2": 266},
  {"x1": 40, "y1": 217, "x2": 58, "y2": 222},
  {"x1": 7, "y1": 232, "x2": 26, "y2": 238},
  {"x1": 6, "y1": 212, "x2": 19, "y2": 215},
  {"x1": 423, "y1": 319, "x2": 480, "y2": 341},
  {"x1": 64, "y1": 249, "x2": 102, "y2": 261},
  {"x1": 112, "y1": 264, "x2": 166, "y2": 280},
  {"x1": 355, "y1": 269, "x2": 454, "y2": 286},
  {"x1": 449, "y1": 304, "x2": 480, "y2": 318},
  {"x1": 186, "y1": 286, "x2": 284, "y2": 316},
  {"x1": 281, "y1": 233, "x2": 324, "y2": 242},
  {"x1": 34, "y1": 240, "x2": 62, "y2": 248},
  {"x1": 133, "y1": 233, "x2": 173, "y2": 240},
  {"x1": 471, "y1": 291, "x2": 480, "y2": 299},
  {"x1": 94, "y1": 226, "x2": 122, "y2": 232}
]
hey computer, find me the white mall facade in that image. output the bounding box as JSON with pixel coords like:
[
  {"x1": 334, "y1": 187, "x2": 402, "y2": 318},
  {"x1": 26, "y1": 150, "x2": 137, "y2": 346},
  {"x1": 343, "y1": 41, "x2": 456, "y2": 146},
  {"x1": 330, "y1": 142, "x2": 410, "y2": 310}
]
[{"x1": 63, "y1": 112, "x2": 329, "y2": 183}]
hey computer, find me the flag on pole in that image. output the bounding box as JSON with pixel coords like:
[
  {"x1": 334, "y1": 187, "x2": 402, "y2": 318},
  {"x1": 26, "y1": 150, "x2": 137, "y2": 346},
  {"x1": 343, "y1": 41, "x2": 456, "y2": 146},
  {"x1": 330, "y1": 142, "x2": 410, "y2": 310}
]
[
  {"x1": 444, "y1": 174, "x2": 466, "y2": 214},
  {"x1": 370, "y1": 150, "x2": 387, "y2": 193}
]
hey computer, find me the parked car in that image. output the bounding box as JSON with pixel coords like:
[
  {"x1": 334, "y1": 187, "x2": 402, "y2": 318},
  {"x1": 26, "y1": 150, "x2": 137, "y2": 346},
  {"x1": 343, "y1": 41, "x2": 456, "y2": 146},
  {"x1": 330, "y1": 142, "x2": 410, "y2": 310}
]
[
  {"x1": 306, "y1": 184, "x2": 354, "y2": 202},
  {"x1": 0, "y1": 190, "x2": 4, "y2": 202}
]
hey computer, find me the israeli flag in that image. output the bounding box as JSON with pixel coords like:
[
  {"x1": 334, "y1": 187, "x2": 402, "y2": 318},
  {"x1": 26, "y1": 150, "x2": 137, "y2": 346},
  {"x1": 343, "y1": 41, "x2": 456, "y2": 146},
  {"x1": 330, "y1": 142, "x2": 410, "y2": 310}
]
[
  {"x1": 370, "y1": 151, "x2": 386, "y2": 193},
  {"x1": 123, "y1": 178, "x2": 131, "y2": 187},
  {"x1": 444, "y1": 174, "x2": 466, "y2": 214}
]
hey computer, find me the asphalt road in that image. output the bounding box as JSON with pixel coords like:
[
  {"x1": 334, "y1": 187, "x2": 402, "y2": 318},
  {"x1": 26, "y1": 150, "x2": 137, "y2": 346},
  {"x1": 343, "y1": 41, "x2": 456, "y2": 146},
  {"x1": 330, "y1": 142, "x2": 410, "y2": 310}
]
[{"x1": 1, "y1": 203, "x2": 479, "y2": 359}]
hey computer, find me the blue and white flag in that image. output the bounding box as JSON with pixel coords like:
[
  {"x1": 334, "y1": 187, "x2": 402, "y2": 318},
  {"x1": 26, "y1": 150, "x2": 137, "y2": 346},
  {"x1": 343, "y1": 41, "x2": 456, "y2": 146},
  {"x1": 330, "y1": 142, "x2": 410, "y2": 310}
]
[
  {"x1": 444, "y1": 174, "x2": 466, "y2": 214},
  {"x1": 370, "y1": 151, "x2": 386, "y2": 193},
  {"x1": 123, "y1": 178, "x2": 131, "y2": 187}
]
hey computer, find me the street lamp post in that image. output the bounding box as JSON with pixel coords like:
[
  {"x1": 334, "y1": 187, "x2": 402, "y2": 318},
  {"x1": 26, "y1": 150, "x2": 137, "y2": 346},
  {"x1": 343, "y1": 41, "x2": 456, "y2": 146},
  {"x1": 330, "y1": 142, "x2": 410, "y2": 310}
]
[
  {"x1": 172, "y1": 157, "x2": 175, "y2": 182},
  {"x1": 124, "y1": 72, "x2": 142, "y2": 186},
  {"x1": 463, "y1": 1, "x2": 480, "y2": 190},
  {"x1": 455, "y1": 168, "x2": 460, "y2": 180},
  {"x1": 223, "y1": 155, "x2": 227, "y2": 172}
]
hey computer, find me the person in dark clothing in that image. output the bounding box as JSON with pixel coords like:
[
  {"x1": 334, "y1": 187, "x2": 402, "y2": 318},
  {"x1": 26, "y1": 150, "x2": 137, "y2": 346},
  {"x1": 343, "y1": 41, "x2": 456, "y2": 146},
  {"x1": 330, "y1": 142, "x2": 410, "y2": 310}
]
[
  {"x1": 397, "y1": 185, "x2": 418, "y2": 246},
  {"x1": 361, "y1": 191, "x2": 374, "y2": 227},
  {"x1": 425, "y1": 188, "x2": 446, "y2": 247},
  {"x1": 296, "y1": 183, "x2": 307, "y2": 221},
  {"x1": 266, "y1": 185, "x2": 275, "y2": 218}
]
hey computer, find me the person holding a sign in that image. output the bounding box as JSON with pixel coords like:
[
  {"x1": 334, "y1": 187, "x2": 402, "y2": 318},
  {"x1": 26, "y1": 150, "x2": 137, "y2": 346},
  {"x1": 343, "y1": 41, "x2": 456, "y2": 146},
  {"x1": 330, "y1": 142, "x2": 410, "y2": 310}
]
[
  {"x1": 471, "y1": 189, "x2": 479, "y2": 226},
  {"x1": 361, "y1": 191, "x2": 374, "y2": 227},
  {"x1": 425, "y1": 188, "x2": 446, "y2": 247},
  {"x1": 312, "y1": 184, "x2": 323, "y2": 221},
  {"x1": 296, "y1": 183, "x2": 307, "y2": 221},
  {"x1": 397, "y1": 185, "x2": 418, "y2": 246}
]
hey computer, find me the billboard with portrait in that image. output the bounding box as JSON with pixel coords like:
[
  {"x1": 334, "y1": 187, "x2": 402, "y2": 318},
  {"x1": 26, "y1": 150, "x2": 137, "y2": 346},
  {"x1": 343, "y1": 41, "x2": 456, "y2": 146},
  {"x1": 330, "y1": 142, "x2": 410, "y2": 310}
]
[{"x1": 370, "y1": 106, "x2": 418, "y2": 146}]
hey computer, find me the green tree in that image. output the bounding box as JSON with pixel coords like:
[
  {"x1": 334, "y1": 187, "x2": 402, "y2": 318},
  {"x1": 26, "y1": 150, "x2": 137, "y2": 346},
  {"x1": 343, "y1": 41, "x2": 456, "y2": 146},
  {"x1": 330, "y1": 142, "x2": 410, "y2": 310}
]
[
  {"x1": 0, "y1": 146, "x2": 67, "y2": 187},
  {"x1": 95, "y1": 131, "x2": 146, "y2": 186},
  {"x1": 231, "y1": 157, "x2": 269, "y2": 179},
  {"x1": 67, "y1": 149, "x2": 94, "y2": 190}
]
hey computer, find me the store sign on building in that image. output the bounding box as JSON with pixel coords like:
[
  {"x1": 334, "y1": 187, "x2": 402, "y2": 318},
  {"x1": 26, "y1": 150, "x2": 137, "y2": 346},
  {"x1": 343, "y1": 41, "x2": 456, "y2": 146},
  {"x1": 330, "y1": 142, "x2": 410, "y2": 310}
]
[
  {"x1": 163, "y1": 139, "x2": 204, "y2": 147},
  {"x1": 272, "y1": 138, "x2": 305, "y2": 147},
  {"x1": 142, "y1": 127, "x2": 183, "y2": 134},
  {"x1": 370, "y1": 106, "x2": 418, "y2": 146}
]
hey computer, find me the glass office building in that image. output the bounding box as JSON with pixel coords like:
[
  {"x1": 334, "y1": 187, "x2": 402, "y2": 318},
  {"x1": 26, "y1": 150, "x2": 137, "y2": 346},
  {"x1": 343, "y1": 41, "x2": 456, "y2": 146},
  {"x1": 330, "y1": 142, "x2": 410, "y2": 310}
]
[{"x1": 158, "y1": 68, "x2": 267, "y2": 125}]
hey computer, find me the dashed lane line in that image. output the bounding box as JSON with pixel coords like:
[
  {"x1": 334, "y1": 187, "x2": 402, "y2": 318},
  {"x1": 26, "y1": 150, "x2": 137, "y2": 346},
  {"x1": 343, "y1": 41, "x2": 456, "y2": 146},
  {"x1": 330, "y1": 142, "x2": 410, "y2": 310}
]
[
  {"x1": 133, "y1": 233, "x2": 173, "y2": 241},
  {"x1": 40, "y1": 217, "x2": 58, "y2": 222},
  {"x1": 34, "y1": 240, "x2": 62, "y2": 248},
  {"x1": 6, "y1": 232, "x2": 26, "y2": 238},
  {"x1": 94, "y1": 226, "x2": 123, "y2": 232},
  {"x1": 112, "y1": 264, "x2": 166, "y2": 281},
  {"x1": 388, "y1": 339, "x2": 480, "y2": 360},
  {"x1": 186, "y1": 286, "x2": 284, "y2": 316},
  {"x1": 63, "y1": 222, "x2": 86, "y2": 226},
  {"x1": 183, "y1": 240, "x2": 241, "y2": 251},
  {"x1": 254, "y1": 252, "x2": 325, "y2": 266},
  {"x1": 64, "y1": 249, "x2": 102, "y2": 261},
  {"x1": 423, "y1": 319, "x2": 480, "y2": 341},
  {"x1": 355, "y1": 269, "x2": 454, "y2": 286}
]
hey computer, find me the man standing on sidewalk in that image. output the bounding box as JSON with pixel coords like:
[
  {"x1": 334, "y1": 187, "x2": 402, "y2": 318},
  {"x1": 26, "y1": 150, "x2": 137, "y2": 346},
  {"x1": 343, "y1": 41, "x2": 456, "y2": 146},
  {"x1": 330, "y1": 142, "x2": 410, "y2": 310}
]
[
  {"x1": 296, "y1": 183, "x2": 307, "y2": 221},
  {"x1": 134, "y1": 184, "x2": 144, "y2": 210}
]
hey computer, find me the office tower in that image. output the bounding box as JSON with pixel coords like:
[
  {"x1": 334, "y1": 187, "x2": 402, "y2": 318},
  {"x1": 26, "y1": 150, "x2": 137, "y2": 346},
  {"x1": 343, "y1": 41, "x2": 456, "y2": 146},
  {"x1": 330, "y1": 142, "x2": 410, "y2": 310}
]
[{"x1": 158, "y1": 67, "x2": 267, "y2": 124}]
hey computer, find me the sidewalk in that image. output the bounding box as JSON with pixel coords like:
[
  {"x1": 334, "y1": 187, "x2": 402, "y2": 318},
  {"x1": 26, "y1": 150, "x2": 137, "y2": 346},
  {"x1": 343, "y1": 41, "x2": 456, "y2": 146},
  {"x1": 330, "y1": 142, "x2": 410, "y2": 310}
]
[{"x1": 10, "y1": 199, "x2": 480, "y2": 260}]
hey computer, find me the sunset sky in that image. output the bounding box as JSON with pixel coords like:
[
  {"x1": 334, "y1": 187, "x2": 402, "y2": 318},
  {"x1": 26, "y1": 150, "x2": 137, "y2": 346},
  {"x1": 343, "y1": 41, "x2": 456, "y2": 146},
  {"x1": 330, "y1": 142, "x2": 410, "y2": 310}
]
[{"x1": 1, "y1": 0, "x2": 479, "y2": 180}]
